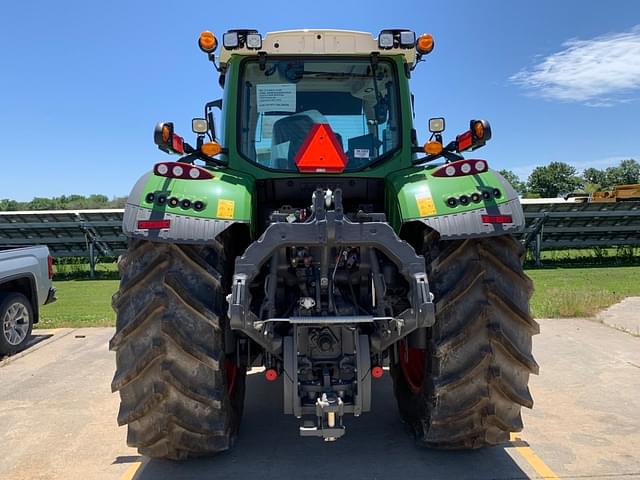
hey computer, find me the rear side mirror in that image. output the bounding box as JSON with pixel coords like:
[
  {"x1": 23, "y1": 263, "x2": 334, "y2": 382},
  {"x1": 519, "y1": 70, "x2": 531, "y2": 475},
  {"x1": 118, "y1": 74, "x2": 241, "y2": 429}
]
[
  {"x1": 428, "y1": 117, "x2": 445, "y2": 133},
  {"x1": 205, "y1": 99, "x2": 222, "y2": 140}
]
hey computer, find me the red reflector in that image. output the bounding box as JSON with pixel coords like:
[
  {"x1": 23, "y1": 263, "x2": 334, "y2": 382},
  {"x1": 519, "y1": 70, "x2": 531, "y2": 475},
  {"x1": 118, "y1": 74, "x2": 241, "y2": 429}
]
[
  {"x1": 295, "y1": 123, "x2": 347, "y2": 173},
  {"x1": 371, "y1": 366, "x2": 385, "y2": 379},
  {"x1": 264, "y1": 368, "x2": 279, "y2": 382},
  {"x1": 481, "y1": 215, "x2": 513, "y2": 224},
  {"x1": 457, "y1": 130, "x2": 473, "y2": 151},
  {"x1": 47, "y1": 255, "x2": 54, "y2": 279},
  {"x1": 171, "y1": 134, "x2": 184, "y2": 154},
  {"x1": 137, "y1": 220, "x2": 171, "y2": 229}
]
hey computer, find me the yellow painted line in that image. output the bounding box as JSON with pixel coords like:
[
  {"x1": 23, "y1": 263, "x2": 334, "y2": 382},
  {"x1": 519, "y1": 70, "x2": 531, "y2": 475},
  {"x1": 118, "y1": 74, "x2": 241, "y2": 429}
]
[
  {"x1": 510, "y1": 433, "x2": 560, "y2": 479},
  {"x1": 121, "y1": 457, "x2": 146, "y2": 480}
]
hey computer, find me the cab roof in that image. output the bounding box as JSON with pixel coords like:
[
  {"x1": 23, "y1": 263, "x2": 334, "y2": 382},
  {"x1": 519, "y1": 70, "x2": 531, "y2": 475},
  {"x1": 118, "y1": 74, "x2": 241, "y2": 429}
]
[{"x1": 218, "y1": 29, "x2": 418, "y2": 66}]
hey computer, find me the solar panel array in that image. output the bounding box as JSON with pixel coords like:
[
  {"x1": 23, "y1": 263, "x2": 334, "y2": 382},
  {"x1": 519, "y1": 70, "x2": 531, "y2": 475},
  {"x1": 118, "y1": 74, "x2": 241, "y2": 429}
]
[
  {"x1": 521, "y1": 199, "x2": 640, "y2": 249},
  {"x1": 1, "y1": 200, "x2": 639, "y2": 266},
  {"x1": 0, "y1": 209, "x2": 127, "y2": 258}
]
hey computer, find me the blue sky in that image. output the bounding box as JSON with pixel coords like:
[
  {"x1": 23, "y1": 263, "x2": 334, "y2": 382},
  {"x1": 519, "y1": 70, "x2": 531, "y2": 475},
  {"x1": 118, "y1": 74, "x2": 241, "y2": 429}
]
[{"x1": 1, "y1": 0, "x2": 639, "y2": 201}]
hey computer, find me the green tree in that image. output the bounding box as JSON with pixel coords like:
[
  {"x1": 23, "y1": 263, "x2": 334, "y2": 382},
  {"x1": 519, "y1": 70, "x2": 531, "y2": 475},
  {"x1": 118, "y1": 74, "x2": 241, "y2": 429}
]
[
  {"x1": 527, "y1": 162, "x2": 582, "y2": 198},
  {"x1": 0, "y1": 199, "x2": 20, "y2": 211},
  {"x1": 604, "y1": 159, "x2": 640, "y2": 186},
  {"x1": 0, "y1": 194, "x2": 128, "y2": 211},
  {"x1": 28, "y1": 197, "x2": 56, "y2": 210},
  {"x1": 582, "y1": 167, "x2": 608, "y2": 188},
  {"x1": 498, "y1": 169, "x2": 527, "y2": 194}
]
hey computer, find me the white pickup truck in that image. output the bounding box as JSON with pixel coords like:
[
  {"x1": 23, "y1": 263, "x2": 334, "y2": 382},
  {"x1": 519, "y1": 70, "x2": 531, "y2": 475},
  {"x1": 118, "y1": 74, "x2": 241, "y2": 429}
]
[{"x1": 0, "y1": 246, "x2": 56, "y2": 355}]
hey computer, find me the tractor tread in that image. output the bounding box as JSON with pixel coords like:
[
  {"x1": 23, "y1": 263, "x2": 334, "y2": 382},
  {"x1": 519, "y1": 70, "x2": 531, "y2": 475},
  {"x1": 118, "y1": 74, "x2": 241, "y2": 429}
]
[
  {"x1": 110, "y1": 238, "x2": 244, "y2": 460},
  {"x1": 391, "y1": 233, "x2": 537, "y2": 449}
]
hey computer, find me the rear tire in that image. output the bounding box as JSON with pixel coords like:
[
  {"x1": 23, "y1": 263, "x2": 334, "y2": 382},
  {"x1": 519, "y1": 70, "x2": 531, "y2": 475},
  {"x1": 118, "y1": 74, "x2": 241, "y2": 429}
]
[
  {"x1": 110, "y1": 238, "x2": 245, "y2": 460},
  {"x1": 0, "y1": 292, "x2": 33, "y2": 356},
  {"x1": 391, "y1": 232, "x2": 539, "y2": 448}
]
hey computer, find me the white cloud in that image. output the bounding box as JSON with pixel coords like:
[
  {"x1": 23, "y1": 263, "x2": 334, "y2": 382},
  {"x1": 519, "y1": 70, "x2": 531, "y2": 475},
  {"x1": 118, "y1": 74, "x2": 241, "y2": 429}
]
[{"x1": 511, "y1": 26, "x2": 640, "y2": 106}]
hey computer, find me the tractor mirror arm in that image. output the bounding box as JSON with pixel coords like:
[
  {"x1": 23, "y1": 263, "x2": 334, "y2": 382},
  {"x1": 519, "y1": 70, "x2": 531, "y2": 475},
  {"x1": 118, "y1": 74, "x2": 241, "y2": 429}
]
[
  {"x1": 413, "y1": 119, "x2": 491, "y2": 165},
  {"x1": 176, "y1": 150, "x2": 228, "y2": 167},
  {"x1": 412, "y1": 141, "x2": 464, "y2": 165}
]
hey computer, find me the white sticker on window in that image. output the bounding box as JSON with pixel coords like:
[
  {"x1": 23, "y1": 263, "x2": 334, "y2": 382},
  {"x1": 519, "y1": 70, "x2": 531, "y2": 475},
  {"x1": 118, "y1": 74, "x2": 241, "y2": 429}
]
[
  {"x1": 354, "y1": 148, "x2": 370, "y2": 159},
  {"x1": 257, "y1": 84, "x2": 296, "y2": 113}
]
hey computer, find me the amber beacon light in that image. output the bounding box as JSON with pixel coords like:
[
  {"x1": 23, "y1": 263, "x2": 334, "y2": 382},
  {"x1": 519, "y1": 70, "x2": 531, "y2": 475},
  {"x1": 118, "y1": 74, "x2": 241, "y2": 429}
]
[
  {"x1": 416, "y1": 33, "x2": 434, "y2": 54},
  {"x1": 198, "y1": 31, "x2": 218, "y2": 53}
]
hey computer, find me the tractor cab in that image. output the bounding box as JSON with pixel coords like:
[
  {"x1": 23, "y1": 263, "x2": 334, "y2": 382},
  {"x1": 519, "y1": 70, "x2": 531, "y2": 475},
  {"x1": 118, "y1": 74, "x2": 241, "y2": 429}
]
[{"x1": 202, "y1": 29, "x2": 434, "y2": 175}]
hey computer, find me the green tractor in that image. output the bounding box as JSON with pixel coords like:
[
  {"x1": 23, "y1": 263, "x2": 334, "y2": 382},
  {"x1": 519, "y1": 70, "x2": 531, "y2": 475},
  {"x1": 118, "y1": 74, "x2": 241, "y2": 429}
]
[{"x1": 110, "y1": 28, "x2": 538, "y2": 460}]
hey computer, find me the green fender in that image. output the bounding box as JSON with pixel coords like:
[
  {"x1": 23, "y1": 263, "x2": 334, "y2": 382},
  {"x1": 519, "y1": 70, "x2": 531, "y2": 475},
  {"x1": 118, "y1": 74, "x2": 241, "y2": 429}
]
[
  {"x1": 122, "y1": 167, "x2": 255, "y2": 244},
  {"x1": 387, "y1": 165, "x2": 525, "y2": 240}
]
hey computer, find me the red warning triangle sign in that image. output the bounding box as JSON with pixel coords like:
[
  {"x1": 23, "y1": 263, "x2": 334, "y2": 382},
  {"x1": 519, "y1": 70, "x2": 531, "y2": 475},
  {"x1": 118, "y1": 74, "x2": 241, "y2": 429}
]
[{"x1": 294, "y1": 123, "x2": 347, "y2": 173}]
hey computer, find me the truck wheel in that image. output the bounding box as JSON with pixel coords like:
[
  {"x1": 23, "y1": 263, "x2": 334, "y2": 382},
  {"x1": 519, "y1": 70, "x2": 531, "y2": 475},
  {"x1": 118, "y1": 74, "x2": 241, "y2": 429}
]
[
  {"x1": 110, "y1": 238, "x2": 245, "y2": 460},
  {"x1": 391, "y1": 232, "x2": 539, "y2": 448},
  {"x1": 0, "y1": 292, "x2": 34, "y2": 355}
]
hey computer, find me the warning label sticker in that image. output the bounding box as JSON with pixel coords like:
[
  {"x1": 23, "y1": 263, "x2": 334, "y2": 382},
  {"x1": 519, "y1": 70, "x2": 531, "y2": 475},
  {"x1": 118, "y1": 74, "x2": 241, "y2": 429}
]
[
  {"x1": 216, "y1": 199, "x2": 235, "y2": 219},
  {"x1": 257, "y1": 84, "x2": 296, "y2": 113},
  {"x1": 415, "y1": 193, "x2": 436, "y2": 217}
]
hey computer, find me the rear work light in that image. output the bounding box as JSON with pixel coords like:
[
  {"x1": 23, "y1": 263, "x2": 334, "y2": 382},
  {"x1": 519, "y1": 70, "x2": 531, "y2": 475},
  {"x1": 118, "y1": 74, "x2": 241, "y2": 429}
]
[
  {"x1": 137, "y1": 220, "x2": 171, "y2": 230},
  {"x1": 432, "y1": 159, "x2": 488, "y2": 178},
  {"x1": 153, "y1": 162, "x2": 214, "y2": 180},
  {"x1": 481, "y1": 215, "x2": 513, "y2": 224}
]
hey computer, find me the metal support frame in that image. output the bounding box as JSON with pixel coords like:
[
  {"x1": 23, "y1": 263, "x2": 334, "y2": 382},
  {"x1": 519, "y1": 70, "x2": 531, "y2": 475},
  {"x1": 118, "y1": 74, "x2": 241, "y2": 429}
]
[
  {"x1": 228, "y1": 188, "x2": 435, "y2": 356},
  {"x1": 88, "y1": 241, "x2": 96, "y2": 278},
  {"x1": 534, "y1": 232, "x2": 542, "y2": 268}
]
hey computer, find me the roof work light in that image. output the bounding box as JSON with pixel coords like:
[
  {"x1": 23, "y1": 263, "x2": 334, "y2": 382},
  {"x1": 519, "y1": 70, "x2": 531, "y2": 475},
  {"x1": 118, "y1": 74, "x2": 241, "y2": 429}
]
[
  {"x1": 378, "y1": 29, "x2": 416, "y2": 49},
  {"x1": 223, "y1": 30, "x2": 262, "y2": 50}
]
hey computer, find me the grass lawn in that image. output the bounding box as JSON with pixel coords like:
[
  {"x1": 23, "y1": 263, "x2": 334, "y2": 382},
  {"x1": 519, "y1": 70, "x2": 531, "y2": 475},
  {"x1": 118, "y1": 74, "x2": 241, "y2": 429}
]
[
  {"x1": 527, "y1": 266, "x2": 640, "y2": 318},
  {"x1": 39, "y1": 280, "x2": 117, "y2": 328},
  {"x1": 37, "y1": 266, "x2": 640, "y2": 328}
]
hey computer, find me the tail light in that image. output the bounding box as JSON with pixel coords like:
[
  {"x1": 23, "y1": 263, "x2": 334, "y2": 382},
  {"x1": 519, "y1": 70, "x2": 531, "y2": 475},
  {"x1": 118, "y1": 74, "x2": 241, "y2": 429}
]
[
  {"x1": 154, "y1": 122, "x2": 185, "y2": 155},
  {"x1": 137, "y1": 220, "x2": 171, "y2": 230},
  {"x1": 432, "y1": 159, "x2": 488, "y2": 178},
  {"x1": 481, "y1": 215, "x2": 513, "y2": 224},
  {"x1": 455, "y1": 120, "x2": 492, "y2": 153},
  {"x1": 47, "y1": 255, "x2": 55, "y2": 279},
  {"x1": 153, "y1": 162, "x2": 214, "y2": 180}
]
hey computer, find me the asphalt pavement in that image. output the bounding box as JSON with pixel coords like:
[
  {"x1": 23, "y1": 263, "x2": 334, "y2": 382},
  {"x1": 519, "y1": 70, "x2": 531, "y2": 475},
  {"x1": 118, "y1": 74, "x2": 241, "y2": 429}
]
[{"x1": 1, "y1": 305, "x2": 639, "y2": 480}]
